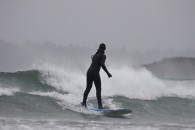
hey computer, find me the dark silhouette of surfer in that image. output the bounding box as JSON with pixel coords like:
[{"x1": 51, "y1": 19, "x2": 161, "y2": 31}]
[{"x1": 81, "y1": 43, "x2": 112, "y2": 109}]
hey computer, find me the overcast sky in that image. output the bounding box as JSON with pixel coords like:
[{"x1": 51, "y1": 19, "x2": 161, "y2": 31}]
[{"x1": 0, "y1": 0, "x2": 195, "y2": 51}]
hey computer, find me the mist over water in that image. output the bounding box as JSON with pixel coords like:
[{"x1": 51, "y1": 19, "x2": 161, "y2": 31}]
[{"x1": 0, "y1": 39, "x2": 195, "y2": 72}]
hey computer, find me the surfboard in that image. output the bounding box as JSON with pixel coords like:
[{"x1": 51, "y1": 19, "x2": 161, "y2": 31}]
[{"x1": 90, "y1": 108, "x2": 132, "y2": 115}]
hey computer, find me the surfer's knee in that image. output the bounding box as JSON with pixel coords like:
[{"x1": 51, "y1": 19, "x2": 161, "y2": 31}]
[{"x1": 96, "y1": 88, "x2": 101, "y2": 96}]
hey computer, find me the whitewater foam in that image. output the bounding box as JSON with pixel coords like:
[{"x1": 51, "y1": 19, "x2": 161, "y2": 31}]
[
  {"x1": 34, "y1": 63, "x2": 195, "y2": 100},
  {"x1": 0, "y1": 86, "x2": 19, "y2": 96},
  {"x1": 1, "y1": 118, "x2": 195, "y2": 130},
  {"x1": 29, "y1": 91, "x2": 99, "y2": 115},
  {"x1": 34, "y1": 63, "x2": 85, "y2": 94}
]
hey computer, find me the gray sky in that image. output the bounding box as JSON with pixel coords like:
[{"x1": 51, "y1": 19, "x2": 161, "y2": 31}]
[{"x1": 0, "y1": 0, "x2": 195, "y2": 51}]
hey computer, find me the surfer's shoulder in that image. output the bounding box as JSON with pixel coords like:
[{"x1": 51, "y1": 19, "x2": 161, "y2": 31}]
[
  {"x1": 98, "y1": 53, "x2": 106, "y2": 57},
  {"x1": 98, "y1": 53, "x2": 106, "y2": 60}
]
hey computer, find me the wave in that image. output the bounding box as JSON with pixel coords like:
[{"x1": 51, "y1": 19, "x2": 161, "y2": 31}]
[
  {"x1": 0, "y1": 63, "x2": 195, "y2": 117},
  {"x1": 1, "y1": 63, "x2": 195, "y2": 100}
]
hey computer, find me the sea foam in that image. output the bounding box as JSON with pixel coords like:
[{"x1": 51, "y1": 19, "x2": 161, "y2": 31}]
[
  {"x1": 35, "y1": 63, "x2": 195, "y2": 100},
  {"x1": 0, "y1": 86, "x2": 19, "y2": 96}
]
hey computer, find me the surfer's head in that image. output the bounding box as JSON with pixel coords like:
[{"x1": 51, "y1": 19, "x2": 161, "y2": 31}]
[
  {"x1": 96, "y1": 43, "x2": 106, "y2": 55},
  {"x1": 99, "y1": 43, "x2": 106, "y2": 51}
]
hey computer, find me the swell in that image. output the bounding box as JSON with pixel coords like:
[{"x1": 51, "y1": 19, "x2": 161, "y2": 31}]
[
  {"x1": 0, "y1": 70, "x2": 55, "y2": 92},
  {"x1": 0, "y1": 92, "x2": 62, "y2": 113}
]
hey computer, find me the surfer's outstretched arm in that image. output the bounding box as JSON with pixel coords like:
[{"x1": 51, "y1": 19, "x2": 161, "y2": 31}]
[{"x1": 101, "y1": 55, "x2": 112, "y2": 78}]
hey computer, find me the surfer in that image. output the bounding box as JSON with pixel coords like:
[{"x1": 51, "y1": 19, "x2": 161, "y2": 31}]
[{"x1": 81, "y1": 43, "x2": 112, "y2": 109}]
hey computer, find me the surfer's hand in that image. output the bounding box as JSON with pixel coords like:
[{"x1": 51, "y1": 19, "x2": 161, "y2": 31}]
[{"x1": 108, "y1": 73, "x2": 112, "y2": 78}]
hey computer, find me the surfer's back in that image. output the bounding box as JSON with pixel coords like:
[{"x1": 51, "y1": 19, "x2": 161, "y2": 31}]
[{"x1": 89, "y1": 53, "x2": 105, "y2": 72}]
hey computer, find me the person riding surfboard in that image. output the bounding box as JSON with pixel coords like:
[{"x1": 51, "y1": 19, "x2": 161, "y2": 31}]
[{"x1": 81, "y1": 43, "x2": 112, "y2": 109}]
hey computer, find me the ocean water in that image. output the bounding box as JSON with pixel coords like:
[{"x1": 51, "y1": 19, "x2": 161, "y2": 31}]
[{"x1": 0, "y1": 64, "x2": 195, "y2": 130}]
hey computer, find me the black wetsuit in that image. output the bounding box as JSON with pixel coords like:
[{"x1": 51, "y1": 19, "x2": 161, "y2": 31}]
[{"x1": 82, "y1": 51, "x2": 110, "y2": 108}]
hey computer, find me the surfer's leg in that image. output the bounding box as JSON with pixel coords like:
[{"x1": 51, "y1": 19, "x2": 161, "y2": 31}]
[
  {"x1": 94, "y1": 74, "x2": 103, "y2": 109},
  {"x1": 82, "y1": 72, "x2": 93, "y2": 107}
]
